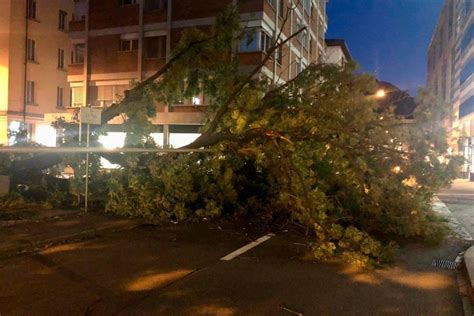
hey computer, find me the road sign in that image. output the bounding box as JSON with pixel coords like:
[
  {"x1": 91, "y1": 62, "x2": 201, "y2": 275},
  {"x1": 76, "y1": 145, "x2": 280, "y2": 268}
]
[{"x1": 80, "y1": 108, "x2": 102, "y2": 125}]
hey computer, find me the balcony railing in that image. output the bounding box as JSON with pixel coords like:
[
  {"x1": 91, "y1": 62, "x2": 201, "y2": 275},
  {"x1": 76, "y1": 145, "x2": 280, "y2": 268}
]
[{"x1": 69, "y1": 19, "x2": 85, "y2": 33}]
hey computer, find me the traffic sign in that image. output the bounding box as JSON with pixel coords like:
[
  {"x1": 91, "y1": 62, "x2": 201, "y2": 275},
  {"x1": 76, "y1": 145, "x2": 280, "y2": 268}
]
[{"x1": 80, "y1": 108, "x2": 102, "y2": 125}]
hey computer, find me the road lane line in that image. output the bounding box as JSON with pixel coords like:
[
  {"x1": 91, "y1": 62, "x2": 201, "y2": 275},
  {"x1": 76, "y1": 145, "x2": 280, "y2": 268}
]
[{"x1": 220, "y1": 233, "x2": 275, "y2": 261}]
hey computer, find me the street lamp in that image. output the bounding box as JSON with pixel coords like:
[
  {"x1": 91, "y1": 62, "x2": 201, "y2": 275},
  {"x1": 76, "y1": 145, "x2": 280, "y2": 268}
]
[{"x1": 375, "y1": 89, "x2": 386, "y2": 99}]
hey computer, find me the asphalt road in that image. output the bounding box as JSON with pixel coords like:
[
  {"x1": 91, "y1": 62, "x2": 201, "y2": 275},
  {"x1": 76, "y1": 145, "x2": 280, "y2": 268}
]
[
  {"x1": 0, "y1": 219, "x2": 465, "y2": 315},
  {"x1": 438, "y1": 179, "x2": 474, "y2": 238}
]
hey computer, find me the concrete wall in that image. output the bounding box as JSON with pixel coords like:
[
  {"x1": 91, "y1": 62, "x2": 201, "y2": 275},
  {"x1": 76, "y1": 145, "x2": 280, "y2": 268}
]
[{"x1": 325, "y1": 46, "x2": 345, "y2": 66}]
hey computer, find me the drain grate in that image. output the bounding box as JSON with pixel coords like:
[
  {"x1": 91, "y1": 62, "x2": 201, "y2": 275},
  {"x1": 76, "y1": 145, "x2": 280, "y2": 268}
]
[{"x1": 431, "y1": 258, "x2": 459, "y2": 270}]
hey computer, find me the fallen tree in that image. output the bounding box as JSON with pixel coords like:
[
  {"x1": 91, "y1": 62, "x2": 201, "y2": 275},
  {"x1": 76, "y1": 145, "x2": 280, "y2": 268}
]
[{"x1": 7, "y1": 7, "x2": 461, "y2": 266}]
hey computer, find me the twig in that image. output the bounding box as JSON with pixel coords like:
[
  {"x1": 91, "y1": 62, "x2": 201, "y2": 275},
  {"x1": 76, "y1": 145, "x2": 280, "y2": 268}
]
[{"x1": 279, "y1": 304, "x2": 303, "y2": 316}]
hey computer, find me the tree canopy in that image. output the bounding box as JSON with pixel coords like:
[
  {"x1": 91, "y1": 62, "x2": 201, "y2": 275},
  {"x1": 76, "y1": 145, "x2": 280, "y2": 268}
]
[{"x1": 5, "y1": 7, "x2": 461, "y2": 267}]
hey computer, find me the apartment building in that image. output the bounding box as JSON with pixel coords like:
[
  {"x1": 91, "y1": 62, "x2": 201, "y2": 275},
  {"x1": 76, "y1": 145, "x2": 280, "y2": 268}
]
[
  {"x1": 67, "y1": 0, "x2": 328, "y2": 147},
  {"x1": 427, "y1": 0, "x2": 473, "y2": 178},
  {"x1": 0, "y1": 0, "x2": 74, "y2": 146},
  {"x1": 325, "y1": 39, "x2": 351, "y2": 66}
]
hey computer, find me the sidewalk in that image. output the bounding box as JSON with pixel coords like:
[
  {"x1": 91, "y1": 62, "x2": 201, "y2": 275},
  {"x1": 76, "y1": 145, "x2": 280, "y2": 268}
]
[
  {"x1": 0, "y1": 208, "x2": 138, "y2": 258},
  {"x1": 0, "y1": 208, "x2": 465, "y2": 315},
  {"x1": 437, "y1": 179, "x2": 474, "y2": 240}
]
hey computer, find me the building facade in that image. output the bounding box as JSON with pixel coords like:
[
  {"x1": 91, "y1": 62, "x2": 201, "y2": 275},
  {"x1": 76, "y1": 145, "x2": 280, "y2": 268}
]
[
  {"x1": 67, "y1": 0, "x2": 328, "y2": 147},
  {"x1": 325, "y1": 38, "x2": 351, "y2": 66},
  {"x1": 0, "y1": 0, "x2": 74, "y2": 146},
  {"x1": 428, "y1": 0, "x2": 474, "y2": 178}
]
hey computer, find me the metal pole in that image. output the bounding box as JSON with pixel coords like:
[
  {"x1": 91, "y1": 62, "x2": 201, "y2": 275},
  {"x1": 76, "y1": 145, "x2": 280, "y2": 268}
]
[
  {"x1": 0, "y1": 147, "x2": 212, "y2": 153},
  {"x1": 79, "y1": 115, "x2": 82, "y2": 144},
  {"x1": 84, "y1": 123, "x2": 90, "y2": 212}
]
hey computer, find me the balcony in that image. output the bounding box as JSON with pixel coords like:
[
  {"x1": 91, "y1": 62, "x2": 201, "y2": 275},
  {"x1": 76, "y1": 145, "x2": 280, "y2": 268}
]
[
  {"x1": 69, "y1": 19, "x2": 85, "y2": 33},
  {"x1": 68, "y1": 63, "x2": 84, "y2": 76}
]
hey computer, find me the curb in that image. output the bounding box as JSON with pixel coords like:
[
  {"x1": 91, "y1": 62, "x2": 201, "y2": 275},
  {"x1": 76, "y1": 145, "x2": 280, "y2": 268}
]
[
  {"x1": 0, "y1": 221, "x2": 140, "y2": 260},
  {"x1": 458, "y1": 247, "x2": 474, "y2": 316}
]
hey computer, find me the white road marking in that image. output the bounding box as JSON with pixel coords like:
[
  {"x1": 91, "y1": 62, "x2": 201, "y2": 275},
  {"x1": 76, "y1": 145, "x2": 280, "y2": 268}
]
[
  {"x1": 220, "y1": 233, "x2": 275, "y2": 261},
  {"x1": 432, "y1": 197, "x2": 473, "y2": 241}
]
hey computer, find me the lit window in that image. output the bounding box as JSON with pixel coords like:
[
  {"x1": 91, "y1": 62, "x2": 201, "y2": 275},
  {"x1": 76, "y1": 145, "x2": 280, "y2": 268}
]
[
  {"x1": 35, "y1": 124, "x2": 57, "y2": 147},
  {"x1": 99, "y1": 132, "x2": 126, "y2": 149},
  {"x1": 71, "y1": 87, "x2": 83, "y2": 107},
  {"x1": 120, "y1": 39, "x2": 139, "y2": 52},
  {"x1": 169, "y1": 133, "x2": 200, "y2": 148},
  {"x1": 192, "y1": 97, "x2": 201, "y2": 105}
]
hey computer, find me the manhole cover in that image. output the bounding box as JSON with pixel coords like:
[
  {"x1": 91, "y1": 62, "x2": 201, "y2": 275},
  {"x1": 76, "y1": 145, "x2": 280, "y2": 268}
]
[{"x1": 431, "y1": 258, "x2": 459, "y2": 270}]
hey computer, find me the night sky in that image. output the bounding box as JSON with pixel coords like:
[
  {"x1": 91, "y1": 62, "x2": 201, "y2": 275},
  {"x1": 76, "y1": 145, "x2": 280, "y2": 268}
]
[{"x1": 326, "y1": 0, "x2": 445, "y2": 95}]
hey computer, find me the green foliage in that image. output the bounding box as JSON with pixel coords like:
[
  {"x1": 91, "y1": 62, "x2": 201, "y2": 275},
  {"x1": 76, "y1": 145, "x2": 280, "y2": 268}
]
[
  {"x1": 105, "y1": 153, "x2": 272, "y2": 223},
  {"x1": 97, "y1": 7, "x2": 462, "y2": 267},
  {"x1": 5, "y1": 7, "x2": 460, "y2": 268}
]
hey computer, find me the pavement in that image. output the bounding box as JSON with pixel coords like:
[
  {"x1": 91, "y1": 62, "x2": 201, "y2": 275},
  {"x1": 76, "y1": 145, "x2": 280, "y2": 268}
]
[
  {"x1": 438, "y1": 179, "x2": 474, "y2": 238},
  {"x1": 0, "y1": 208, "x2": 466, "y2": 315}
]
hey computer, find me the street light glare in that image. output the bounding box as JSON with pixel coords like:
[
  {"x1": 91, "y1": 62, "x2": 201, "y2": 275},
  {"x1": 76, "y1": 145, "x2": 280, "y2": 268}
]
[{"x1": 376, "y1": 89, "x2": 386, "y2": 98}]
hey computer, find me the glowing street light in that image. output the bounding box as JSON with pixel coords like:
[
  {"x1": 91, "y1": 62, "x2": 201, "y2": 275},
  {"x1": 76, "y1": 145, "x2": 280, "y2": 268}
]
[{"x1": 375, "y1": 89, "x2": 386, "y2": 98}]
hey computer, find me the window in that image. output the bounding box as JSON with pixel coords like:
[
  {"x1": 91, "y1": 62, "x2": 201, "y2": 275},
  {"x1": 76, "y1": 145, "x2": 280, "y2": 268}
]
[
  {"x1": 260, "y1": 31, "x2": 272, "y2": 54},
  {"x1": 145, "y1": 0, "x2": 168, "y2": 11},
  {"x1": 26, "y1": 81, "x2": 35, "y2": 104},
  {"x1": 27, "y1": 0, "x2": 37, "y2": 19},
  {"x1": 319, "y1": 20, "x2": 324, "y2": 41},
  {"x1": 59, "y1": 10, "x2": 67, "y2": 30},
  {"x1": 57, "y1": 87, "x2": 64, "y2": 108},
  {"x1": 296, "y1": 19, "x2": 308, "y2": 48},
  {"x1": 239, "y1": 29, "x2": 274, "y2": 53},
  {"x1": 90, "y1": 85, "x2": 128, "y2": 107},
  {"x1": 459, "y1": 96, "x2": 474, "y2": 118},
  {"x1": 121, "y1": 0, "x2": 138, "y2": 6},
  {"x1": 239, "y1": 30, "x2": 258, "y2": 52},
  {"x1": 71, "y1": 43, "x2": 85, "y2": 64},
  {"x1": 120, "y1": 39, "x2": 139, "y2": 52},
  {"x1": 57, "y1": 48, "x2": 65, "y2": 69},
  {"x1": 192, "y1": 96, "x2": 201, "y2": 105},
  {"x1": 301, "y1": 29, "x2": 308, "y2": 49},
  {"x1": 267, "y1": 0, "x2": 277, "y2": 8},
  {"x1": 276, "y1": 45, "x2": 282, "y2": 65},
  {"x1": 27, "y1": 39, "x2": 36, "y2": 62},
  {"x1": 279, "y1": 0, "x2": 285, "y2": 18},
  {"x1": 71, "y1": 87, "x2": 83, "y2": 107},
  {"x1": 296, "y1": 58, "x2": 303, "y2": 75},
  {"x1": 145, "y1": 36, "x2": 166, "y2": 59},
  {"x1": 461, "y1": 23, "x2": 474, "y2": 53},
  {"x1": 303, "y1": 0, "x2": 312, "y2": 14},
  {"x1": 461, "y1": 58, "x2": 474, "y2": 84}
]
